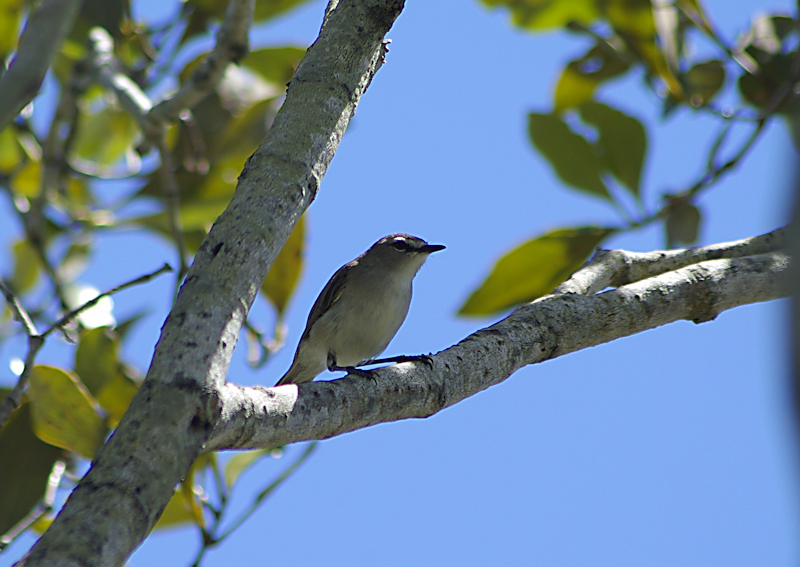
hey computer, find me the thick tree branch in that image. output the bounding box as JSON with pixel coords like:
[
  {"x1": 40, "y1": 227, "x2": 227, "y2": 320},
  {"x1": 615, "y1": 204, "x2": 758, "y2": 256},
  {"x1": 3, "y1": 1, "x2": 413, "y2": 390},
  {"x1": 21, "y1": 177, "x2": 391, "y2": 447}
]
[
  {"x1": 206, "y1": 233, "x2": 789, "y2": 451},
  {"x1": 555, "y1": 227, "x2": 787, "y2": 294},
  {"x1": 16, "y1": 1, "x2": 405, "y2": 565}
]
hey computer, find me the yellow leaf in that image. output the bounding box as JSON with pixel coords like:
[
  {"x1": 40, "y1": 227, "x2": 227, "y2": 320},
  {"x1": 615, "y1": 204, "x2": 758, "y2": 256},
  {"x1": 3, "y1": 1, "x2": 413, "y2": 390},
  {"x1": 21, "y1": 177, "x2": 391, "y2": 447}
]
[
  {"x1": 10, "y1": 239, "x2": 41, "y2": 293},
  {"x1": 480, "y1": 0, "x2": 598, "y2": 30},
  {"x1": 70, "y1": 105, "x2": 141, "y2": 172},
  {"x1": 225, "y1": 449, "x2": 273, "y2": 488},
  {"x1": 0, "y1": 126, "x2": 23, "y2": 173},
  {"x1": 152, "y1": 489, "x2": 199, "y2": 531},
  {"x1": 262, "y1": 216, "x2": 305, "y2": 317},
  {"x1": 10, "y1": 160, "x2": 41, "y2": 198},
  {"x1": 0, "y1": 0, "x2": 23, "y2": 59},
  {"x1": 459, "y1": 227, "x2": 615, "y2": 316},
  {"x1": 28, "y1": 366, "x2": 107, "y2": 460}
]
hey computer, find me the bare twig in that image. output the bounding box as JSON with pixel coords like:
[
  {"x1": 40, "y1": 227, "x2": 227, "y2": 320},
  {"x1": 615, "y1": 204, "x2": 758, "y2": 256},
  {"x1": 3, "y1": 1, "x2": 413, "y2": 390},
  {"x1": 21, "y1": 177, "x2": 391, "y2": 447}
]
[
  {"x1": 0, "y1": 263, "x2": 173, "y2": 428},
  {"x1": 43, "y1": 263, "x2": 173, "y2": 338},
  {"x1": 155, "y1": 138, "x2": 189, "y2": 285},
  {"x1": 189, "y1": 442, "x2": 317, "y2": 567},
  {"x1": 0, "y1": 278, "x2": 44, "y2": 426},
  {"x1": 0, "y1": 278, "x2": 39, "y2": 336},
  {"x1": 150, "y1": 0, "x2": 256, "y2": 124}
]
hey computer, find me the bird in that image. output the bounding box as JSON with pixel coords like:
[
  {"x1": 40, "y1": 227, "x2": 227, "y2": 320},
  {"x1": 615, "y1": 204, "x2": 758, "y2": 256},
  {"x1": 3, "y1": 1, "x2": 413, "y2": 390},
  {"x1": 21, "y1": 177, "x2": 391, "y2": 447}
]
[{"x1": 274, "y1": 233, "x2": 445, "y2": 386}]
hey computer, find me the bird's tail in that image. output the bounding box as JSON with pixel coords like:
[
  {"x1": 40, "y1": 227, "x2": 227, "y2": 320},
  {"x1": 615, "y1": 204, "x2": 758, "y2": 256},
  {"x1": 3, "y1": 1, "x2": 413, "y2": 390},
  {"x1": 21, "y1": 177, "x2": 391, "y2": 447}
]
[{"x1": 274, "y1": 363, "x2": 308, "y2": 386}]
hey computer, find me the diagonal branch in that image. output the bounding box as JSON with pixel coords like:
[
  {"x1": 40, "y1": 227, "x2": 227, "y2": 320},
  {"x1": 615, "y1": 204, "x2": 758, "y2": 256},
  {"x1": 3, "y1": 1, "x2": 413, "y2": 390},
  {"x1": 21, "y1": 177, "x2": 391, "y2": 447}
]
[
  {"x1": 17, "y1": 1, "x2": 406, "y2": 566},
  {"x1": 206, "y1": 234, "x2": 789, "y2": 452}
]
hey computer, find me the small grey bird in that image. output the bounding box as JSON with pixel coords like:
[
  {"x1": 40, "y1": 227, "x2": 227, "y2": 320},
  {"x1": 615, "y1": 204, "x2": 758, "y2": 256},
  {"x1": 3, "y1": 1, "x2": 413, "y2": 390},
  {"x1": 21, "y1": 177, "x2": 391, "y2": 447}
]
[{"x1": 275, "y1": 233, "x2": 445, "y2": 386}]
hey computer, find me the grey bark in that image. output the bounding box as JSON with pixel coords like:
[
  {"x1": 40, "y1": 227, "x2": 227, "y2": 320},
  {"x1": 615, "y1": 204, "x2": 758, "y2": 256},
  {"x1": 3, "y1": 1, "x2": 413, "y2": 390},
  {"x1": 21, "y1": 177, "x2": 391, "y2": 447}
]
[
  {"x1": 15, "y1": 1, "x2": 405, "y2": 565},
  {"x1": 207, "y1": 231, "x2": 789, "y2": 451}
]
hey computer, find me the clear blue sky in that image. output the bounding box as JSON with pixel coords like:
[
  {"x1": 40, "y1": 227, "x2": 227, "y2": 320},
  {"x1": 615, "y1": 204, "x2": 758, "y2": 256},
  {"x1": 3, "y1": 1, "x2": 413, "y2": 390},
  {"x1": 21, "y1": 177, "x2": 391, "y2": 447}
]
[{"x1": 2, "y1": 0, "x2": 797, "y2": 565}]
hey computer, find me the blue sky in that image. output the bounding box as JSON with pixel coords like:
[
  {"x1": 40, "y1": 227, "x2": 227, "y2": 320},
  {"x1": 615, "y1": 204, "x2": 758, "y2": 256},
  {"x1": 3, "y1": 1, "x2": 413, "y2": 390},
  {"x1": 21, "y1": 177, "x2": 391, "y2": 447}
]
[{"x1": 2, "y1": 0, "x2": 798, "y2": 565}]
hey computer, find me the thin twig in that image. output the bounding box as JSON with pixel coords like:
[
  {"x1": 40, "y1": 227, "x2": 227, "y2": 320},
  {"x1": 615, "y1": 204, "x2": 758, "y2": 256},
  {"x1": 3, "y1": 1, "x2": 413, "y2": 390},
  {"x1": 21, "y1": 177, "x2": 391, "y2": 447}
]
[
  {"x1": 0, "y1": 334, "x2": 44, "y2": 426},
  {"x1": 150, "y1": 0, "x2": 256, "y2": 124},
  {"x1": 42, "y1": 263, "x2": 173, "y2": 338},
  {"x1": 190, "y1": 443, "x2": 317, "y2": 567},
  {"x1": 0, "y1": 277, "x2": 45, "y2": 425},
  {"x1": 0, "y1": 277, "x2": 38, "y2": 336},
  {"x1": 155, "y1": 138, "x2": 189, "y2": 286},
  {"x1": 0, "y1": 263, "x2": 173, "y2": 428}
]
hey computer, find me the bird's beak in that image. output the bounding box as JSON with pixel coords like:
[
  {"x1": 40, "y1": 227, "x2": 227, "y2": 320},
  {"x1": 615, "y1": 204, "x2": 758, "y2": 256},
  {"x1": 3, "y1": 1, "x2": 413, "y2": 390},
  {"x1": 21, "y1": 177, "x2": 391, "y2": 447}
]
[{"x1": 424, "y1": 244, "x2": 446, "y2": 254}]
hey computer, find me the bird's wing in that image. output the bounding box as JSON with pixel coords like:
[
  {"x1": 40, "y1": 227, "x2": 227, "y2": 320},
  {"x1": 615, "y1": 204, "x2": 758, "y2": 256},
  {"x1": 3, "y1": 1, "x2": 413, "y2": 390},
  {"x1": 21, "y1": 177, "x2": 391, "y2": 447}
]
[{"x1": 300, "y1": 260, "x2": 354, "y2": 340}]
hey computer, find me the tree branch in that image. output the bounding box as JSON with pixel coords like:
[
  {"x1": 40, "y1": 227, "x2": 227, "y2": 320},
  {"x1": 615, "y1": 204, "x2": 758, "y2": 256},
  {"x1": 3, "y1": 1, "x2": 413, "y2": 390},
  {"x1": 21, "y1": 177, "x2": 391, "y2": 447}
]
[
  {"x1": 0, "y1": 263, "x2": 173, "y2": 428},
  {"x1": 149, "y1": 0, "x2": 256, "y2": 124},
  {"x1": 0, "y1": 0, "x2": 84, "y2": 131},
  {"x1": 16, "y1": 1, "x2": 405, "y2": 565},
  {"x1": 205, "y1": 233, "x2": 789, "y2": 452}
]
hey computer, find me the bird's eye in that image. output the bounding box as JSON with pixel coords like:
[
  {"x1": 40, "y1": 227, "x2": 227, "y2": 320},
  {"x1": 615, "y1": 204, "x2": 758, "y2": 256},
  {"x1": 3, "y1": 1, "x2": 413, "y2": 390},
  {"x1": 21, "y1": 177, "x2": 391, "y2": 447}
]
[{"x1": 392, "y1": 240, "x2": 409, "y2": 251}]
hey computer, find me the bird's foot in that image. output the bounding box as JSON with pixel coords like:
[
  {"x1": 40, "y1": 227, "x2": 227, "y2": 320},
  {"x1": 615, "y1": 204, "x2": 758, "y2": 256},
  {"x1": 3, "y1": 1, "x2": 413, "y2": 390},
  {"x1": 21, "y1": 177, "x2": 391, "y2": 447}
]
[
  {"x1": 361, "y1": 354, "x2": 434, "y2": 368},
  {"x1": 328, "y1": 353, "x2": 377, "y2": 382},
  {"x1": 336, "y1": 366, "x2": 377, "y2": 382}
]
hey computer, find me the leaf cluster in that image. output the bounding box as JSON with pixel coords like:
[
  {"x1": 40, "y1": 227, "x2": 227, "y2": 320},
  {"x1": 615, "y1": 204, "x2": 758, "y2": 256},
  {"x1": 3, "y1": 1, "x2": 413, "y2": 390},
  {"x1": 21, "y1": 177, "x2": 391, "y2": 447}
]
[
  {"x1": 461, "y1": 0, "x2": 799, "y2": 316},
  {"x1": 0, "y1": 0, "x2": 315, "y2": 560}
]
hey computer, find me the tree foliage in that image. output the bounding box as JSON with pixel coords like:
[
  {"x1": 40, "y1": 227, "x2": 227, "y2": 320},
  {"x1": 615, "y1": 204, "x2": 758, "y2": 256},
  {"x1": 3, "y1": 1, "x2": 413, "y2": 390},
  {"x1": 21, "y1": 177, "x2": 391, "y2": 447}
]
[
  {"x1": 0, "y1": 0, "x2": 794, "y2": 562},
  {"x1": 461, "y1": 0, "x2": 799, "y2": 315}
]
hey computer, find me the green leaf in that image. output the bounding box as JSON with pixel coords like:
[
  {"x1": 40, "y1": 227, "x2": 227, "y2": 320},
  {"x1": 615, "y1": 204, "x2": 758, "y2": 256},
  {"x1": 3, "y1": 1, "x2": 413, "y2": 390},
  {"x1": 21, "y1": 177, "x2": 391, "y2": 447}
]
[
  {"x1": 0, "y1": 125, "x2": 24, "y2": 173},
  {"x1": 253, "y1": 0, "x2": 316, "y2": 23},
  {"x1": 682, "y1": 60, "x2": 725, "y2": 106},
  {"x1": 738, "y1": 53, "x2": 794, "y2": 108},
  {"x1": 242, "y1": 46, "x2": 306, "y2": 86},
  {"x1": 182, "y1": 0, "x2": 314, "y2": 42},
  {"x1": 665, "y1": 202, "x2": 701, "y2": 247},
  {"x1": 10, "y1": 160, "x2": 42, "y2": 198},
  {"x1": 459, "y1": 227, "x2": 615, "y2": 316},
  {"x1": 152, "y1": 489, "x2": 200, "y2": 530},
  {"x1": 57, "y1": 241, "x2": 92, "y2": 282},
  {"x1": 0, "y1": 0, "x2": 23, "y2": 61},
  {"x1": 737, "y1": 15, "x2": 797, "y2": 112},
  {"x1": 262, "y1": 216, "x2": 305, "y2": 317},
  {"x1": 554, "y1": 43, "x2": 631, "y2": 111},
  {"x1": 75, "y1": 328, "x2": 139, "y2": 427},
  {"x1": 528, "y1": 112, "x2": 610, "y2": 200},
  {"x1": 114, "y1": 309, "x2": 149, "y2": 340},
  {"x1": 602, "y1": 0, "x2": 684, "y2": 99},
  {"x1": 225, "y1": 449, "x2": 274, "y2": 489},
  {"x1": 0, "y1": 400, "x2": 65, "y2": 535},
  {"x1": 217, "y1": 100, "x2": 274, "y2": 162},
  {"x1": 578, "y1": 102, "x2": 646, "y2": 198},
  {"x1": 480, "y1": 0, "x2": 598, "y2": 30},
  {"x1": 75, "y1": 327, "x2": 120, "y2": 397},
  {"x1": 70, "y1": 104, "x2": 141, "y2": 176},
  {"x1": 9, "y1": 239, "x2": 42, "y2": 293},
  {"x1": 28, "y1": 366, "x2": 108, "y2": 460}
]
